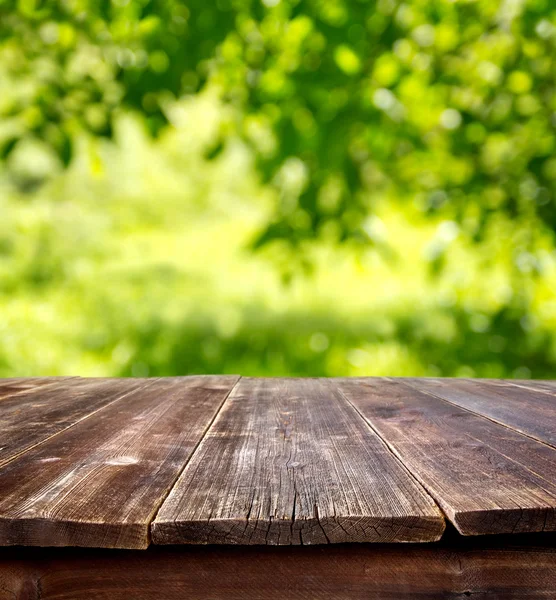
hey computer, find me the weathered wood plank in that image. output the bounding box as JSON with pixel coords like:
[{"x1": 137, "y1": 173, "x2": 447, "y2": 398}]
[
  {"x1": 0, "y1": 377, "x2": 73, "y2": 401},
  {"x1": 492, "y1": 379, "x2": 556, "y2": 395},
  {"x1": 152, "y1": 377, "x2": 445, "y2": 545},
  {"x1": 0, "y1": 378, "x2": 150, "y2": 468},
  {"x1": 0, "y1": 377, "x2": 65, "y2": 388},
  {"x1": 336, "y1": 377, "x2": 556, "y2": 536},
  {"x1": 403, "y1": 377, "x2": 556, "y2": 448},
  {"x1": 0, "y1": 376, "x2": 239, "y2": 549},
  {"x1": 2, "y1": 537, "x2": 556, "y2": 600}
]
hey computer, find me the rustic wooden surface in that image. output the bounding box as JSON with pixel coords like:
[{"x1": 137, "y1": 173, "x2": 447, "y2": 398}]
[
  {"x1": 0, "y1": 375, "x2": 556, "y2": 549},
  {"x1": 0, "y1": 378, "x2": 150, "y2": 468},
  {"x1": 0, "y1": 377, "x2": 72, "y2": 401},
  {"x1": 152, "y1": 377, "x2": 444, "y2": 545},
  {"x1": 337, "y1": 377, "x2": 556, "y2": 536},
  {"x1": 1, "y1": 535, "x2": 556, "y2": 599},
  {"x1": 504, "y1": 379, "x2": 556, "y2": 393},
  {"x1": 0, "y1": 376, "x2": 238, "y2": 549},
  {"x1": 403, "y1": 377, "x2": 556, "y2": 448}
]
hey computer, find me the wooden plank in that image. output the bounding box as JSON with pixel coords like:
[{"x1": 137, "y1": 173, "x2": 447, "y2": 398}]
[
  {"x1": 402, "y1": 377, "x2": 556, "y2": 448},
  {"x1": 493, "y1": 379, "x2": 556, "y2": 395},
  {"x1": 2, "y1": 537, "x2": 556, "y2": 600},
  {"x1": 0, "y1": 376, "x2": 239, "y2": 549},
  {"x1": 336, "y1": 377, "x2": 556, "y2": 536},
  {"x1": 152, "y1": 377, "x2": 445, "y2": 545},
  {"x1": 0, "y1": 377, "x2": 65, "y2": 388},
  {"x1": 0, "y1": 377, "x2": 73, "y2": 401},
  {"x1": 0, "y1": 378, "x2": 151, "y2": 468},
  {"x1": 0, "y1": 377, "x2": 74, "y2": 387}
]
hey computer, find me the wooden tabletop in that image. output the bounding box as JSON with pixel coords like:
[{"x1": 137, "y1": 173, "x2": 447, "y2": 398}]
[{"x1": 0, "y1": 376, "x2": 555, "y2": 549}]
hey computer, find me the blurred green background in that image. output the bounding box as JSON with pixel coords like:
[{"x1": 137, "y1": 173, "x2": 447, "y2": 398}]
[{"x1": 1, "y1": 0, "x2": 556, "y2": 378}]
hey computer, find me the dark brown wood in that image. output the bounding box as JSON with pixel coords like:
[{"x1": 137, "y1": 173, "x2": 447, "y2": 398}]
[
  {"x1": 0, "y1": 377, "x2": 72, "y2": 401},
  {"x1": 152, "y1": 377, "x2": 445, "y2": 545},
  {"x1": 403, "y1": 377, "x2": 556, "y2": 448},
  {"x1": 0, "y1": 376, "x2": 239, "y2": 549},
  {"x1": 336, "y1": 377, "x2": 556, "y2": 536},
  {"x1": 0, "y1": 377, "x2": 66, "y2": 389},
  {"x1": 0, "y1": 378, "x2": 151, "y2": 468},
  {"x1": 488, "y1": 378, "x2": 556, "y2": 396},
  {"x1": 1, "y1": 536, "x2": 556, "y2": 599}
]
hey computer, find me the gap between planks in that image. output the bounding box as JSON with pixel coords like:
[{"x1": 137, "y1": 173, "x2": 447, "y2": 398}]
[
  {"x1": 0, "y1": 376, "x2": 240, "y2": 549},
  {"x1": 4, "y1": 376, "x2": 556, "y2": 547},
  {"x1": 0, "y1": 378, "x2": 160, "y2": 469},
  {"x1": 336, "y1": 377, "x2": 556, "y2": 537},
  {"x1": 151, "y1": 377, "x2": 445, "y2": 545},
  {"x1": 401, "y1": 377, "x2": 556, "y2": 450},
  {"x1": 145, "y1": 375, "x2": 243, "y2": 545}
]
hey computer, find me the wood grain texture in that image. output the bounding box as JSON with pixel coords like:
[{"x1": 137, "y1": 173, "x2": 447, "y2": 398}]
[
  {"x1": 403, "y1": 377, "x2": 556, "y2": 448},
  {"x1": 0, "y1": 378, "x2": 148, "y2": 468},
  {"x1": 152, "y1": 377, "x2": 445, "y2": 545},
  {"x1": 0, "y1": 376, "x2": 238, "y2": 549},
  {"x1": 336, "y1": 377, "x2": 556, "y2": 536},
  {"x1": 2, "y1": 536, "x2": 556, "y2": 600},
  {"x1": 490, "y1": 379, "x2": 556, "y2": 395},
  {"x1": 0, "y1": 377, "x2": 72, "y2": 401},
  {"x1": 0, "y1": 377, "x2": 66, "y2": 388}
]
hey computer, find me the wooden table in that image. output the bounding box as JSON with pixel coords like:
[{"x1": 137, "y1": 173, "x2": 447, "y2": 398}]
[{"x1": 1, "y1": 376, "x2": 555, "y2": 598}]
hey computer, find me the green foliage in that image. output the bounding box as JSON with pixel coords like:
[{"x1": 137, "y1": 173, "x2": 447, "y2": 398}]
[
  {"x1": 2, "y1": 0, "x2": 556, "y2": 249},
  {"x1": 1, "y1": 111, "x2": 556, "y2": 379},
  {"x1": 1, "y1": 1, "x2": 556, "y2": 378}
]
